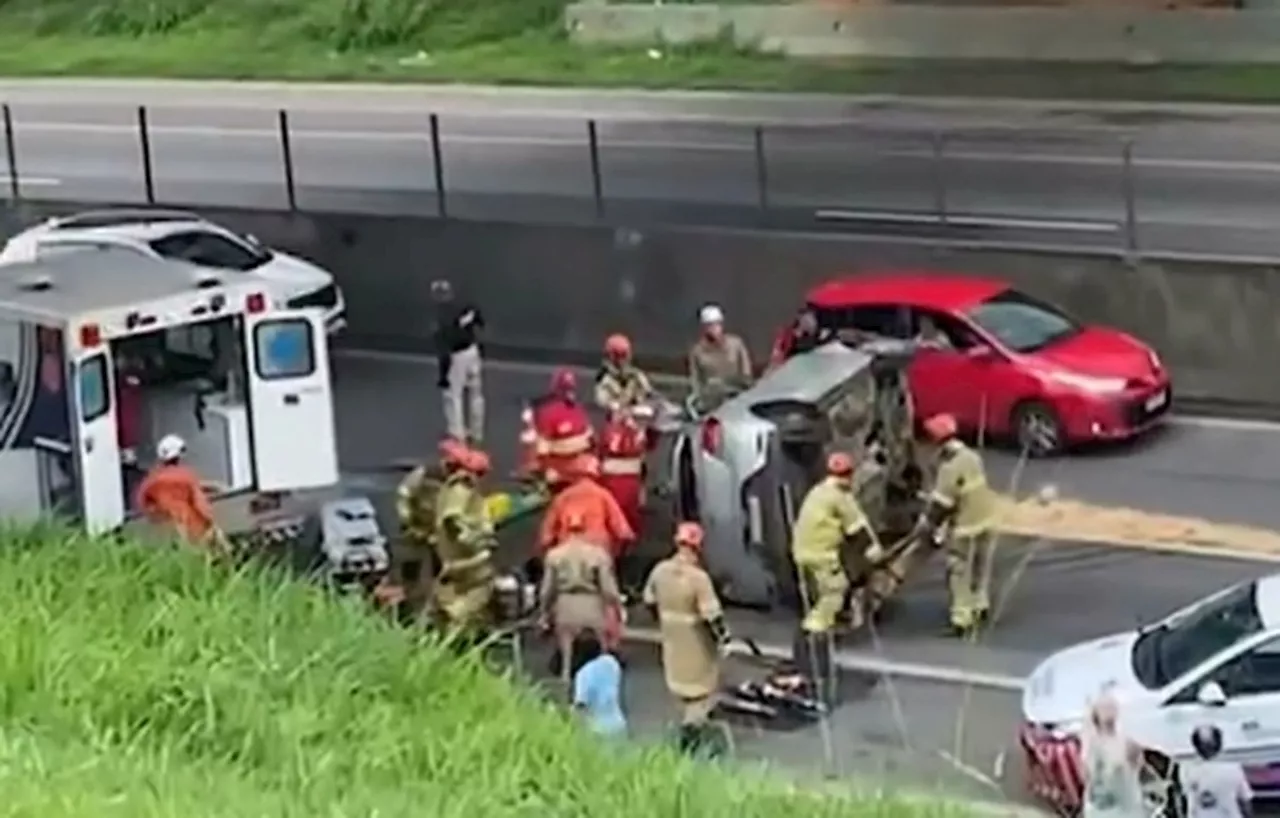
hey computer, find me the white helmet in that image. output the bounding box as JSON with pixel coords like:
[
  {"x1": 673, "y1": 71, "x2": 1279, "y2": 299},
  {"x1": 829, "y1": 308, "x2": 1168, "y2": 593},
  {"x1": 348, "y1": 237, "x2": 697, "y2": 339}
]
[
  {"x1": 699, "y1": 304, "x2": 725, "y2": 325},
  {"x1": 156, "y1": 434, "x2": 186, "y2": 462}
]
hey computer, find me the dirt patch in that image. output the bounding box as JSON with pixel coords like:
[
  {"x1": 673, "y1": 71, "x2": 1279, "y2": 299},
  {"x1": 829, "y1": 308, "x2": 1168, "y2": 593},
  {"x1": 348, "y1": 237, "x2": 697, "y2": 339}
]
[{"x1": 996, "y1": 496, "x2": 1280, "y2": 557}]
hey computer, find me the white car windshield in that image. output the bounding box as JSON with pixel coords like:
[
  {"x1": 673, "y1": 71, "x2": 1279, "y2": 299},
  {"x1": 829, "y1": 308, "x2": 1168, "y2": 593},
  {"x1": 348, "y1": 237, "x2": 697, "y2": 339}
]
[
  {"x1": 966, "y1": 289, "x2": 1080, "y2": 353},
  {"x1": 1130, "y1": 582, "x2": 1263, "y2": 690},
  {"x1": 149, "y1": 230, "x2": 272, "y2": 272}
]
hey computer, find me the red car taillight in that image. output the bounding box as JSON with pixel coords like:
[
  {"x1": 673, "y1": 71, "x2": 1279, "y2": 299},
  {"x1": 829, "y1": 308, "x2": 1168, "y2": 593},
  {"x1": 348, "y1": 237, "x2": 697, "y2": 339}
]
[{"x1": 700, "y1": 417, "x2": 722, "y2": 456}]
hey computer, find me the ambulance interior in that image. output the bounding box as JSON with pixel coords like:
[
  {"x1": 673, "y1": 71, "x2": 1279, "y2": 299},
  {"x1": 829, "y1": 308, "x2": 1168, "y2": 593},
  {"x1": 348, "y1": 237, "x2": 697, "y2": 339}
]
[{"x1": 116, "y1": 315, "x2": 257, "y2": 501}]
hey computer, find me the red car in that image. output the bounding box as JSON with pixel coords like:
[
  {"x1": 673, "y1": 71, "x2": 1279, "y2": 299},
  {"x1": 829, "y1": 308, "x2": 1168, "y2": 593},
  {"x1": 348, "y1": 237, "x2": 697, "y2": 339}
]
[{"x1": 770, "y1": 272, "x2": 1171, "y2": 456}]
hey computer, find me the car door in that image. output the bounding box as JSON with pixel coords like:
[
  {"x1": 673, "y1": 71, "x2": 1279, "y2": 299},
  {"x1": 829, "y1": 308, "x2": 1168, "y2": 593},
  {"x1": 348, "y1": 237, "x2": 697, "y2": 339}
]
[
  {"x1": 70, "y1": 342, "x2": 125, "y2": 533},
  {"x1": 1152, "y1": 635, "x2": 1280, "y2": 776}
]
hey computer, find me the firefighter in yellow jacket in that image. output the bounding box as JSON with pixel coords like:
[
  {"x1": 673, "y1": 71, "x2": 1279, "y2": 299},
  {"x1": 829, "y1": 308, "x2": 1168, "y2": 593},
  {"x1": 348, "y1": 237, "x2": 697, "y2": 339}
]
[
  {"x1": 391, "y1": 437, "x2": 470, "y2": 615},
  {"x1": 916, "y1": 413, "x2": 999, "y2": 635},
  {"x1": 790, "y1": 451, "x2": 884, "y2": 636},
  {"x1": 643, "y1": 521, "x2": 730, "y2": 755},
  {"x1": 432, "y1": 447, "x2": 498, "y2": 632},
  {"x1": 595, "y1": 333, "x2": 654, "y2": 413}
]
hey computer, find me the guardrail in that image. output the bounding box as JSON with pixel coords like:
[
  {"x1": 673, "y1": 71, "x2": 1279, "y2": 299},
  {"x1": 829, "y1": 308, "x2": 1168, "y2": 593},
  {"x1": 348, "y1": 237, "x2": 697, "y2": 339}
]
[{"x1": 0, "y1": 102, "x2": 1272, "y2": 261}]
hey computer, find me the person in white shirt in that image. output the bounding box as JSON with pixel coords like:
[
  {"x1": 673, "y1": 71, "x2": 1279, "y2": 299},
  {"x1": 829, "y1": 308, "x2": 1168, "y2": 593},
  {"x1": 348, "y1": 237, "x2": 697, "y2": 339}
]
[
  {"x1": 1180, "y1": 724, "x2": 1253, "y2": 818},
  {"x1": 1082, "y1": 691, "x2": 1147, "y2": 818}
]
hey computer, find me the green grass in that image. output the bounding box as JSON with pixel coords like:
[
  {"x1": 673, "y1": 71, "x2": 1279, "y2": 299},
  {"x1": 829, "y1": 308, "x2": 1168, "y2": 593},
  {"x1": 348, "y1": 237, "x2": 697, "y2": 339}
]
[
  {"x1": 0, "y1": 520, "x2": 970, "y2": 818},
  {"x1": 1, "y1": 0, "x2": 1280, "y2": 100}
]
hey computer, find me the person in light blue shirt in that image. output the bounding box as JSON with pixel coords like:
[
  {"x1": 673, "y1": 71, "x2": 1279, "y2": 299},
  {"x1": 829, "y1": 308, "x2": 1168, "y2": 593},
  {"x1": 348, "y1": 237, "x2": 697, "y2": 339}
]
[{"x1": 571, "y1": 630, "x2": 627, "y2": 738}]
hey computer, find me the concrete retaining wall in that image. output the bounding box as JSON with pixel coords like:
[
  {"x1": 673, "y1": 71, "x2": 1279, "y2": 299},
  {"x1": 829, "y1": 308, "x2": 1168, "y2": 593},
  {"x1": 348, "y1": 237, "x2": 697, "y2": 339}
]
[
  {"x1": 567, "y1": 5, "x2": 1280, "y2": 63},
  {"x1": 3, "y1": 201, "x2": 1278, "y2": 411}
]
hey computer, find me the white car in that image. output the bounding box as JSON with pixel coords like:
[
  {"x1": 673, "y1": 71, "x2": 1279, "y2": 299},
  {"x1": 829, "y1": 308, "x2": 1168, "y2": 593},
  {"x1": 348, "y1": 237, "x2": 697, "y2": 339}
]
[
  {"x1": 0, "y1": 209, "x2": 346, "y2": 332},
  {"x1": 1020, "y1": 574, "x2": 1280, "y2": 812}
]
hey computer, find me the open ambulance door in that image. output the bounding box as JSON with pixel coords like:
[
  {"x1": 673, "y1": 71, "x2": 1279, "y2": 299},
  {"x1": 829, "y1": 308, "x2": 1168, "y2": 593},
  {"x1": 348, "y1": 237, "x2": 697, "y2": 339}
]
[
  {"x1": 245, "y1": 309, "x2": 339, "y2": 491},
  {"x1": 71, "y1": 342, "x2": 125, "y2": 533}
]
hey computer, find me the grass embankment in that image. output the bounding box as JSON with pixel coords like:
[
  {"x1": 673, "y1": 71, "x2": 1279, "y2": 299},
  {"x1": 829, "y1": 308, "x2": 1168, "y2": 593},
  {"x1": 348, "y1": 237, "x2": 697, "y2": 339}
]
[
  {"x1": 1, "y1": 0, "x2": 1280, "y2": 101},
  {"x1": 0, "y1": 521, "x2": 962, "y2": 817}
]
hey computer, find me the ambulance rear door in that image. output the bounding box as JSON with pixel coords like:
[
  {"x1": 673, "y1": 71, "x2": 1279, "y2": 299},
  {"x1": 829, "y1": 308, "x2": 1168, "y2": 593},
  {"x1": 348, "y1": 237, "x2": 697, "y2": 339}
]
[
  {"x1": 71, "y1": 330, "x2": 125, "y2": 533},
  {"x1": 245, "y1": 308, "x2": 338, "y2": 491}
]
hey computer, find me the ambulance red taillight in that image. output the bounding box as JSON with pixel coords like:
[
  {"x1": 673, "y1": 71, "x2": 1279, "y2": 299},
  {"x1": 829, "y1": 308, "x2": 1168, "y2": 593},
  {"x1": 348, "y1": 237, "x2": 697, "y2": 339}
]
[
  {"x1": 246, "y1": 292, "x2": 266, "y2": 314},
  {"x1": 79, "y1": 323, "x2": 101, "y2": 348},
  {"x1": 700, "y1": 417, "x2": 722, "y2": 456}
]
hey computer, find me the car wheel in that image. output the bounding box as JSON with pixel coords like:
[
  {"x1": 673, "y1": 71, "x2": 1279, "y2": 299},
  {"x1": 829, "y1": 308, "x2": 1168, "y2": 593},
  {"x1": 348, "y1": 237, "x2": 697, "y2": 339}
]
[{"x1": 1012, "y1": 401, "x2": 1065, "y2": 458}]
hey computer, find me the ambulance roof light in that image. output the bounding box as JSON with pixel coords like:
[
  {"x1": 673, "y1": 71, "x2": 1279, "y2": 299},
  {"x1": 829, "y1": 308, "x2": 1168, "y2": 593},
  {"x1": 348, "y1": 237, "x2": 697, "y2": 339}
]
[{"x1": 246, "y1": 292, "x2": 266, "y2": 314}]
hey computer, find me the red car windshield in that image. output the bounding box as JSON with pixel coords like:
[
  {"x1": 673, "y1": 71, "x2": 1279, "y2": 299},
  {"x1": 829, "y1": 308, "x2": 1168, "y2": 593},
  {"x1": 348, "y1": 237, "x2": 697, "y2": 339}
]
[{"x1": 966, "y1": 289, "x2": 1080, "y2": 354}]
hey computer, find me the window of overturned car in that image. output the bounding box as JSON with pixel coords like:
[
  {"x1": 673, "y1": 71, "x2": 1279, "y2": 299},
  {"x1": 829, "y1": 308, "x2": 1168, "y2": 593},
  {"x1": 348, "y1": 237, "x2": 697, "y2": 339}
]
[{"x1": 1131, "y1": 581, "x2": 1263, "y2": 691}]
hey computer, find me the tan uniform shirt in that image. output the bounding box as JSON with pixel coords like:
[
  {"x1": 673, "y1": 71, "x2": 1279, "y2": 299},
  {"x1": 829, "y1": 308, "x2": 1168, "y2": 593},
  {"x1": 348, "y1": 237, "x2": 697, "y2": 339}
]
[
  {"x1": 643, "y1": 553, "x2": 724, "y2": 699},
  {"x1": 791, "y1": 476, "x2": 870, "y2": 566},
  {"x1": 594, "y1": 363, "x2": 654, "y2": 412},
  {"x1": 539, "y1": 537, "x2": 621, "y2": 632},
  {"x1": 929, "y1": 441, "x2": 998, "y2": 537},
  {"x1": 688, "y1": 334, "x2": 753, "y2": 412}
]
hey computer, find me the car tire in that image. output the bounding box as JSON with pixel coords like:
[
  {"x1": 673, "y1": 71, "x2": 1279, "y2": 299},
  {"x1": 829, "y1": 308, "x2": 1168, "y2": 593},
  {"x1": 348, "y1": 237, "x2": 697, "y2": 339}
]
[{"x1": 1012, "y1": 400, "x2": 1066, "y2": 458}]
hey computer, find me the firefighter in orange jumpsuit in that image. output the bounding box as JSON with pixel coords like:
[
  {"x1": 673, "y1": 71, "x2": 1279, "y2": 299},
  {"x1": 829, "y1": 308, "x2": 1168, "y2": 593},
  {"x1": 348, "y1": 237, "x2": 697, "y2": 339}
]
[
  {"x1": 538, "y1": 454, "x2": 636, "y2": 563},
  {"x1": 135, "y1": 433, "x2": 227, "y2": 555},
  {"x1": 531, "y1": 368, "x2": 593, "y2": 491}
]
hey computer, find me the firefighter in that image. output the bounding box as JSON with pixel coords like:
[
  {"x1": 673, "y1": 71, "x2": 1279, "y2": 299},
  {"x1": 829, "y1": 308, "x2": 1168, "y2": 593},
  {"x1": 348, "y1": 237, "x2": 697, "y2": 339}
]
[
  {"x1": 594, "y1": 333, "x2": 654, "y2": 413},
  {"x1": 135, "y1": 434, "x2": 228, "y2": 555},
  {"x1": 915, "y1": 413, "x2": 999, "y2": 636},
  {"x1": 688, "y1": 304, "x2": 753, "y2": 415},
  {"x1": 538, "y1": 510, "x2": 625, "y2": 684},
  {"x1": 537, "y1": 454, "x2": 635, "y2": 563},
  {"x1": 531, "y1": 368, "x2": 593, "y2": 490},
  {"x1": 642, "y1": 521, "x2": 730, "y2": 756},
  {"x1": 790, "y1": 452, "x2": 884, "y2": 637},
  {"x1": 598, "y1": 405, "x2": 647, "y2": 589},
  {"x1": 389, "y1": 437, "x2": 471, "y2": 617},
  {"x1": 432, "y1": 447, "x2": 498, "y2": 634}
]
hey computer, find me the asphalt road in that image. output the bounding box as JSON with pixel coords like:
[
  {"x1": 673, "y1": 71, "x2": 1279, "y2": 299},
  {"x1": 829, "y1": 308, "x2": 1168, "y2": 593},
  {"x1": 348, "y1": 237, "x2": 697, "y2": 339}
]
[
  {"x1": 4, "y1": 82, "x2": 1280, "y2": 256},
  {"x1": 327, "y1": 349, "x2": 1279, "y2": 806}
]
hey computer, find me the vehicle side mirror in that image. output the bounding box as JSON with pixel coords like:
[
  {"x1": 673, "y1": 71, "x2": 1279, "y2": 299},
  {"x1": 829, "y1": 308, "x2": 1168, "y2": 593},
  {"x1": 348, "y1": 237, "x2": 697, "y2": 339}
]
[{"x1": 1197, "y1": 681, "x2": 1228, "y2": 707}]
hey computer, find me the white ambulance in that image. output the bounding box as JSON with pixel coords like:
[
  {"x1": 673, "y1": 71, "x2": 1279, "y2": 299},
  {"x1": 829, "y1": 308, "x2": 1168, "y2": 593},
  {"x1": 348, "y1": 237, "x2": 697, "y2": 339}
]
[{"x1": 0, "y1": 245, "x2": 378, "y2": 572}]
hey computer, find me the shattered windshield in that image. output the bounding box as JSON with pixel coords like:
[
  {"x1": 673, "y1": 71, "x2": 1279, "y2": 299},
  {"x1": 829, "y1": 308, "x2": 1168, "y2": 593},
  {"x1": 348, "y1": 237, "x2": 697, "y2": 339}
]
[{"x1": 1131, "y1": 582, "x2": 1262, "y2": 690}]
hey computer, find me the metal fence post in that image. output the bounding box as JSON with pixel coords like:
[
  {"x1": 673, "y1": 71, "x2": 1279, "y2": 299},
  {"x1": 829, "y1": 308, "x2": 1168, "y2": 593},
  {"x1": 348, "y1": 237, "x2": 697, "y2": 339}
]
[
  {"x1": 137, "y1": 106, "x2": 155, "y2": 204},
  {"x1": 587, "y1": 119, "x2": 604, "y2": 220},
  {"x1": 430, "y1": 113, "x2": 447, "y2": 219},
  {"x1": 931, "y1": 130, "x2": 947, "y2": 225},
  {"x1": 1122, "y1": 138, "x2": 1138, "y2": 256},
  {"x1": 278, "y1": 110, "x2": 297, "y2": 211},
  {"x1": 3, "y1": 104, "x2": 18, "y2": 201},
  {"x1": 753, "y1": 125, "x2": 769, "y2": 215}
]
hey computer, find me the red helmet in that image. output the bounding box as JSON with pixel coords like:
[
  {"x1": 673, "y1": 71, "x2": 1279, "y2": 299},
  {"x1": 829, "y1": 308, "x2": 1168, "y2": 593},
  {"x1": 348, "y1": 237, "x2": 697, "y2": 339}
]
[
  {"x1": 573, "y1": 454, "x2": 600, "y2": 479},
  {"x1": 461, "y1": 449, "x2": 491, "y2": 476},
  {"x1": 674, "y1": 521, "x2": 704, "y2": 549},
  {"x1": 551, "y1": 368, "x2": 577, "y2": 394},
  {"x1": 605, "y1": 334, "x2": 632, "y2": 359},
  {"x1": 826, "y1": 451, "x2": 855, "y2": 477},
  {"x1": 438, "y1": 437, "x2": 470, "y2": 469},
  {"x1": 923, "y1": 413, "x2": 958, "y2": 442}
]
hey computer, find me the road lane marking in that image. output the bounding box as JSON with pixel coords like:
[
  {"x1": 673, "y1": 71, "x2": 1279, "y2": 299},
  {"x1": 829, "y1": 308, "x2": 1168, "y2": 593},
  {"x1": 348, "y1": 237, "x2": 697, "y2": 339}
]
[
  {"x1": 814, "y1": 209, "x2": 1118, "y2": 233},
  {"x1": 624, "y1": 626, "x2": 1027, "y2": 691},
  {"x1": 9, "y1": 120, "x2": 1280, "y2": 174}
]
